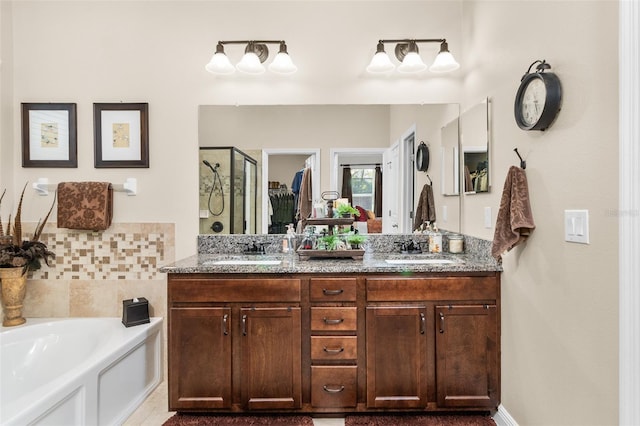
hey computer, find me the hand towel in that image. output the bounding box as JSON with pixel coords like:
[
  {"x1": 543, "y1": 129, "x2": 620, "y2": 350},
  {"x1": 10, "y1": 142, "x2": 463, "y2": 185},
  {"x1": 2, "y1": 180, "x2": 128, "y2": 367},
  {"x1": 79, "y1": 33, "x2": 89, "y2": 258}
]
[
  {"x1": 413, "y1": 183, "x2": 436, "y2": 231},
  {"x1": 57, "y1": 182, "x2": 113, "y2": 231},
  {"x1": 491, "y1": 166, "x2": 535, "y2": 260}
]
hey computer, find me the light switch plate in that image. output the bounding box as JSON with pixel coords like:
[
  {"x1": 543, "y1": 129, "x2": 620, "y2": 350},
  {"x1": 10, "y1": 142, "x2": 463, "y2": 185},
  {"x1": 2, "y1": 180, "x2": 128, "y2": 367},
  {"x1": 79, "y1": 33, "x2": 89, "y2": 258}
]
[{"x1": 565, "y1": 209, "x2": 589, "y2": 244}]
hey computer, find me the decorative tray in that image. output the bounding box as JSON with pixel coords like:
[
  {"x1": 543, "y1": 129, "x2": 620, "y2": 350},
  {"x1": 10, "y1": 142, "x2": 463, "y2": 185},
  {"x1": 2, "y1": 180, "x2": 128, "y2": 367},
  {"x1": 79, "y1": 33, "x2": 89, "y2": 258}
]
[{"x1": 297, "y1": 249, "x2": 365, "y2": 261}]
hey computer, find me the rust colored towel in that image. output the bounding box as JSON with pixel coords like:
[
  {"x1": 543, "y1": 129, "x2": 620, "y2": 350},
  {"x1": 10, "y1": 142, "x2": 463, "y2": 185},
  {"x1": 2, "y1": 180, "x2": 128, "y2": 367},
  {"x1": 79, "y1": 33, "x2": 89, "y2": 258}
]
[
  {"x1": 413, "y1": 183, "x2": 436, "y2": 231},
  {"x1": 57, "y1": 182, "x2": 113, "y2": 231},
  {"x1": 491, "y1": 166, "x2": 535, "y2": 261}
]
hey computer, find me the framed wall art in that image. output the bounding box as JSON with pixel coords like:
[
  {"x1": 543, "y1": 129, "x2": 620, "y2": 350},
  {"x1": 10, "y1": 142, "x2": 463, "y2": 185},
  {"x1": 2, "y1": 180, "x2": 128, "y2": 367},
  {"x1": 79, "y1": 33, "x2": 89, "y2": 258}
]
[
  {"x1": 94, "y1": 103, "x2": 149, "y2": 168},
  {"x1": 22, "y1": 103, "x2": 78, "y2": 168}
]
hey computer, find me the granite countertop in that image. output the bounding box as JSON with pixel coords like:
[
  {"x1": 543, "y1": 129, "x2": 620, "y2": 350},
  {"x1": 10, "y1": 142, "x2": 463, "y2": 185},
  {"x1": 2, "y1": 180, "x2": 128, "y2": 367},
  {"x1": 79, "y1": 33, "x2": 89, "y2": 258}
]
[
  {"x1": 160, "y1": 252, "x2": 500, "y2": 274},
  {"x1": 160, "y1": 233, "x2": 502, "y2": 274}
]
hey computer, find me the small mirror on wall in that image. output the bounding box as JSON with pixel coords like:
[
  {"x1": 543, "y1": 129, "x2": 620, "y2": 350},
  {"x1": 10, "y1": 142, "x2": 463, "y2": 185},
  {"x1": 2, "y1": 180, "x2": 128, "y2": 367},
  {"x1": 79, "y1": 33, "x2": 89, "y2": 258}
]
[{"x1": 460, "y1": 98, "x2": 490, "y2": 194}]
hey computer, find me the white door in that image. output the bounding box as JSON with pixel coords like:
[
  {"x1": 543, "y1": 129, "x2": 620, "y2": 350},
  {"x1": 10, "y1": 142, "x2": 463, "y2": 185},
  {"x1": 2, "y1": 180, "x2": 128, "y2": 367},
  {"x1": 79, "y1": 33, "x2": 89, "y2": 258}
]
[{"x1": 382, "y1": 142, "x2": 400, "y2": 233}]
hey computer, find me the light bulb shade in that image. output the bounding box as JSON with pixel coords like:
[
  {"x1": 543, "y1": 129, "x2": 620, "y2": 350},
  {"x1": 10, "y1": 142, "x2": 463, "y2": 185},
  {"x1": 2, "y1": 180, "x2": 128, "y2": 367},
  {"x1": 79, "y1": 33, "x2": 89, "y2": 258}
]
[
  {"x1": 429, "y1": 51, "x2": 460, "y2": 73},
  {"x1": 429, "y1": 42, "x2": 460, "y2": 73},
  {"x1": 367, "y1": 51, "x2": 395, "y2": 73},
  {"x1": 269, "y1": 52, "x2": 298, "y2": 74},
  {"x1": 205, "y1": 52, "x2": 236, "y2": 74},
  {"x1": 236, "y1": 51, "x2": 266, "y2": 74},
  {"x1": 397, "y1": 51, "x2": 427, "y2": 73}
]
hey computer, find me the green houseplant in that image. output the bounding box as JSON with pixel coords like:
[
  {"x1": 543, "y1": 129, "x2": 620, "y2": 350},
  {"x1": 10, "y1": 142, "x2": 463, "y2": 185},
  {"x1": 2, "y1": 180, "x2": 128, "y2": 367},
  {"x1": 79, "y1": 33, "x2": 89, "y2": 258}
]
[
  {"x1": 346, "y1": 234, "x2": 366, "y2": 249},
  {"x1": 335, "y1": 204, "x2": 360, "y2": 218}
]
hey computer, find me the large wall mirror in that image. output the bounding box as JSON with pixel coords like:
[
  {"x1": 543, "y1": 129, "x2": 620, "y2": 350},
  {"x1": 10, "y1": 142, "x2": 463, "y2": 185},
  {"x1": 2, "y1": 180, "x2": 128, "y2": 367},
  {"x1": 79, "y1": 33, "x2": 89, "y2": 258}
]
[{"x1": 199, "y1": 104, "x2": 460, "y2": 235}]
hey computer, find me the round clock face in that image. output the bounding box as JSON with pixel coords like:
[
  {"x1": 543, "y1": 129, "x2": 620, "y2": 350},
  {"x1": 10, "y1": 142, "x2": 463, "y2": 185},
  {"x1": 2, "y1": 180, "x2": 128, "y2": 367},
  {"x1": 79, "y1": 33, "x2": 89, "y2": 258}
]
[
  {"x1": 520, "y1": 78, "x2": 546, "y2": 127},
  {"x1": 514, "y1": 71, "x2": 562, "y2": 131}
]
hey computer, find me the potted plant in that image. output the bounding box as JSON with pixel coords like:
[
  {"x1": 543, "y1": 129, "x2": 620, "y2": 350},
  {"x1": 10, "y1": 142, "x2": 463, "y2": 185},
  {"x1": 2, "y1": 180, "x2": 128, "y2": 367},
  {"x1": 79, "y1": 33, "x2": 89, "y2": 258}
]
[
  {"x1": 319, "y1": 234, "x2": 339, "y2": 250},
  {"x1": 335, "y1": 204, "x2": 360, "y2": 218},
  {"x1": 0, "y1": 184, "x2": 56, "y2": 326},
  {"x1": 346, "y1": 234, "x2": 366, "y2": 250}
]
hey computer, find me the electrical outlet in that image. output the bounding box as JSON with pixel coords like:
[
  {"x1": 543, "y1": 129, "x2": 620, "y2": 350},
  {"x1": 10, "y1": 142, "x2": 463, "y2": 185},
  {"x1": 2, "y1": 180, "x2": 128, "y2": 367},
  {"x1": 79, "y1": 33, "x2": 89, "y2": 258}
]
[{"x1": 484, "y1": 207, "x2": 492, "y2": 228}]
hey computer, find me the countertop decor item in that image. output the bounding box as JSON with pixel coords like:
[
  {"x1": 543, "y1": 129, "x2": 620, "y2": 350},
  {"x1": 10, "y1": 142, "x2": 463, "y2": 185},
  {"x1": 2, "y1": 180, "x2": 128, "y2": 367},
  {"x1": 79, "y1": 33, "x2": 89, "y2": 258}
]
[
  {"x1": 0, "y1": 184, "x2": 56, "y2": 326},
  {"x1": 514, "y1": 59, "x2": 562, "y2": 131}
]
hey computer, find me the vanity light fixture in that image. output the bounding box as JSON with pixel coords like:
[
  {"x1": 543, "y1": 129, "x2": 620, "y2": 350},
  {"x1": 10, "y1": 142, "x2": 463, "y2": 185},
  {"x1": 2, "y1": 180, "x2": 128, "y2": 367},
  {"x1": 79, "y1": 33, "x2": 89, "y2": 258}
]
[
  {"x1": 366, "y1": 39, "x2": 460, "y2": 74},
  {"x1": 205, "y1": 40, "x2": 297, "y2": 75}
]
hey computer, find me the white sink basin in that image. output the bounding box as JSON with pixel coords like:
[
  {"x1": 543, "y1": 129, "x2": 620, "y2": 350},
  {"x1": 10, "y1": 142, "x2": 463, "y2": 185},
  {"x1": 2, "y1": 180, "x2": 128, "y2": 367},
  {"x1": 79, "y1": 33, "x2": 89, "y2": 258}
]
[
  {"x1": 385, "y1": 259, "x2": 459, "y2": 265},
  {"x1": 209, "y1": 260, "x2": 282, "y2": 266}
]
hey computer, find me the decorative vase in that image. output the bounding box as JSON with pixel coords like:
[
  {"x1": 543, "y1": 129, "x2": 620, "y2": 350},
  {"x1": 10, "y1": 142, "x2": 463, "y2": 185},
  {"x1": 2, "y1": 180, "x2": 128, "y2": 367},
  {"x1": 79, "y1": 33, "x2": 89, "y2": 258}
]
[{"x1": 0, "y1": 267, "x2": 27, "y2": 327}]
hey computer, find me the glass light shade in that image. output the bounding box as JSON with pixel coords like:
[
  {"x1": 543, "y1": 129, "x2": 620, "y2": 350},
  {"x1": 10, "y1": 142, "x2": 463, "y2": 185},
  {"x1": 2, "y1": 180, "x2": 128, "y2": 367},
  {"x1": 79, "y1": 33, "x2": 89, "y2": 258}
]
[
  {"x1": 429, "y1": 51, "x2": 460, "y2": 73},
  {"x1": 205, "y1": 52, "x2": 236, "y2": 75},
  {"x1": 397, "y1": 51, "x2": 427, "y2": 73},
  {"x1": 236, "y1": 52, "x2": 266, "y2": 74},
  {"x1": 268, "y1": 52, "x2": 298, "y2": 75},
  {"x1": 367, "y1": 51, "x2": 395, "y2": 73}
]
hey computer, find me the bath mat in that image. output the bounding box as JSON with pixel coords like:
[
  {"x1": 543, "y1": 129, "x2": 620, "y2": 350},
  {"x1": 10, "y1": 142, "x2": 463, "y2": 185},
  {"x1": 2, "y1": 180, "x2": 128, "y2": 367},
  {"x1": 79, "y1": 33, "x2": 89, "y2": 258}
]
[
  {"x1": 162, "y1": 413, "x2": 314, "y2": 425},
  {"x1": 345, "y1": 414, "x2": 496, "y2": 426}
]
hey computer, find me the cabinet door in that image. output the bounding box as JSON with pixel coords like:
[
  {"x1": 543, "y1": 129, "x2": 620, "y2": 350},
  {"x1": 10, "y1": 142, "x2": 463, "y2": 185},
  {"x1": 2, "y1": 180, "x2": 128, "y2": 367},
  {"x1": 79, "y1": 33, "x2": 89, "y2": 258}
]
[
  {"x1": 435, "y1": 304, "x2": 498, "y2": 409},
  {"x1": 366, "y1": 306, "x2": 428, "y2": 408},
  {"x1": 241, "y1": 307, "x2": 302, "y2": 410},
  {"x1": 169, "y1": 307, "x2": 232, "y2": 410}
]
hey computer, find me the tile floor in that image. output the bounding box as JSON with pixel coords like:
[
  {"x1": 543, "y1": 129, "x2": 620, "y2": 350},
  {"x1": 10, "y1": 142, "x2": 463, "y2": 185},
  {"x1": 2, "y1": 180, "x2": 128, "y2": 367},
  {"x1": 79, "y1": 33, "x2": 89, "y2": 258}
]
[{"x1": 123, "y1": 381, "x2": 345, "y2": 426}]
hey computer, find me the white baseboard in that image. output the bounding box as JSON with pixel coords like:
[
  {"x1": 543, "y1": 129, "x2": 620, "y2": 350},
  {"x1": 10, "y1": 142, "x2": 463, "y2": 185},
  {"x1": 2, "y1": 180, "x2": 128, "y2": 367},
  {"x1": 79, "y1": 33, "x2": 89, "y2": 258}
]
[{"x1": 493, "y1": 404, "x2": 519, "y2": 426}]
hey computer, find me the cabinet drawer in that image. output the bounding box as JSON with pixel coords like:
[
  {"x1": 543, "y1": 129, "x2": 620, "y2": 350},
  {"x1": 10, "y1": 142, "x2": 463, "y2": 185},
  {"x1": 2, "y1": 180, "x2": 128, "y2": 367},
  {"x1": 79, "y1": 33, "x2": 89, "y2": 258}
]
[
  {"x1": 311, "y1": 307, "x2": 357, "y2": 331},
  {"x1": 311, "y1": 366, "x2": 357, "y2": 408},
  {"x1": 169, "y1": 278, "x2": 301, "y2": 302},
  {"x1": 310, "y1": 278, "x2": 357, "y2": 302},
  {"x1": 311, "y1": 336, "x2": 357, "y2": 361}
]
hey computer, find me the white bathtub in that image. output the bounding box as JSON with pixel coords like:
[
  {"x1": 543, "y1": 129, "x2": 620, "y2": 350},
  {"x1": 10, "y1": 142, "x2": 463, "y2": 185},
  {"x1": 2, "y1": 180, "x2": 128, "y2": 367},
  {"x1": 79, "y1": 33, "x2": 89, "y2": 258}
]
[{"x1": 0, "y1": 317, "x2": 163, "y2": 426}]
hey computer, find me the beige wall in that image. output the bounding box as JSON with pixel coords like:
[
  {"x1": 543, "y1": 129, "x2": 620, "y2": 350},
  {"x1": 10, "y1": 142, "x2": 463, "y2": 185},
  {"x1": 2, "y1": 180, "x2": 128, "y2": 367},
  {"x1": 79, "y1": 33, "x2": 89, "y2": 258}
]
[
  {"x1": 461, "y1": 1, "x2": 619, "y2": 425},
  {"x1": 1, "y1": 1, "x2": 621, "y2": 424}
]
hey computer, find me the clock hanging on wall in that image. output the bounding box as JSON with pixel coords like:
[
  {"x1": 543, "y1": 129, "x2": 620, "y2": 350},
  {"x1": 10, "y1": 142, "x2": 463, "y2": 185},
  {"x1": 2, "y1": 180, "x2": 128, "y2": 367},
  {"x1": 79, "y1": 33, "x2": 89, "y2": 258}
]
[{"x1": 514, "y1": 59, "x2": 562, "y2": 131}]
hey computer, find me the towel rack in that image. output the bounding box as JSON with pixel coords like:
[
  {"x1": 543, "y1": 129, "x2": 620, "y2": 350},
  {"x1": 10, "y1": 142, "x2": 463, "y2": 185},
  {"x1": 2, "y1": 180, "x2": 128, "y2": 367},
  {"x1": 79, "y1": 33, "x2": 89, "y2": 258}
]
[{"x1": 32, "y1": 178, "x2": 137, "y2": 196}]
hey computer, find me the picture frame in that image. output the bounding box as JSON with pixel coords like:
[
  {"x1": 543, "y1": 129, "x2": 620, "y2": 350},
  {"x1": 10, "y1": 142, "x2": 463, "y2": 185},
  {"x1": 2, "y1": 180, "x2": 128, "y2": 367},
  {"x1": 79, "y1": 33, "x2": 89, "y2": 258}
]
[
  {"x1": 22, "y1": 103, "x2": 78, "y2": 168},
  {"x1": 94, "y1": 103, "x2": 149, "y2": 168}
]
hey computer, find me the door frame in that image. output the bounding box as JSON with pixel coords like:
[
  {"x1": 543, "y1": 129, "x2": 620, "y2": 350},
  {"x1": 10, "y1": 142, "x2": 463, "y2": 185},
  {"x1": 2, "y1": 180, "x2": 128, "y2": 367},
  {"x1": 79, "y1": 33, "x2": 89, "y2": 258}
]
[{"x1": 261, "y1": 148, "x2": 320, "y2": 233}]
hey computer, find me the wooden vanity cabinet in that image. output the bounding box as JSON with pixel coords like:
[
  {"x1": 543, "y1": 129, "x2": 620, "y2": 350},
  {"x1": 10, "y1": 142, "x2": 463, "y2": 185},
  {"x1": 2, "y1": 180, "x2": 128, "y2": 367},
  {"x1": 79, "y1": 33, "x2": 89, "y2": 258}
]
[
  {"x1": 366, "y1": 276, "x2": 500, "y2": 411},
  {"x1": 168, "y1": 272, "x2": 500, "y2": 414},
  {"x1": 168, "y1": 276, "x2": 302, "y2": 412}
]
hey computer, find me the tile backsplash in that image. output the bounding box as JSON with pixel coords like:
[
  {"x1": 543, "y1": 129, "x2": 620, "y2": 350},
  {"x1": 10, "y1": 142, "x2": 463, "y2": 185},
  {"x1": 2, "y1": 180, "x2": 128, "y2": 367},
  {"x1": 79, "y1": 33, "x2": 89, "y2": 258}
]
[{"x1": 0, "y1": 223, "x2": 174, "y2": 320}]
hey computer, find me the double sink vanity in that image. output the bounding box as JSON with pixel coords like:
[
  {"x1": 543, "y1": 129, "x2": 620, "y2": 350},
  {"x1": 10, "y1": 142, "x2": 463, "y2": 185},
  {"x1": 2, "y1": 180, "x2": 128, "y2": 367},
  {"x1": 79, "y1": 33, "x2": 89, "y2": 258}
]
[{"x1": 161, "y1": 233, "x2": 502, "y2": 415}]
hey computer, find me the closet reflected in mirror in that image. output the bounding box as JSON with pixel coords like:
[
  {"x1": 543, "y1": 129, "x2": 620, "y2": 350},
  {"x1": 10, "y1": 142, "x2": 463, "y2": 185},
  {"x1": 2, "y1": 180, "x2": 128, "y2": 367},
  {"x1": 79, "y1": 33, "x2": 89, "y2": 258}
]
[{"x1": 461, "y1": 98, "x2": 490, "y2": 194}]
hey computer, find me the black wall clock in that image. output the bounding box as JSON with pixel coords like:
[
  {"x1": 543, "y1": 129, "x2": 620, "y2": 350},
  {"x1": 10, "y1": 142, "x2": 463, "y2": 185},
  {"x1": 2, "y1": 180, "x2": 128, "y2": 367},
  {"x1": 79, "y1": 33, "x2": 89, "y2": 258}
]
[
  {"x1": 416, "y1": 142, "x2": 430, "y2": 172},
  {"x1": 514, "y1": 60, "x2": 562, "y2": 131}
]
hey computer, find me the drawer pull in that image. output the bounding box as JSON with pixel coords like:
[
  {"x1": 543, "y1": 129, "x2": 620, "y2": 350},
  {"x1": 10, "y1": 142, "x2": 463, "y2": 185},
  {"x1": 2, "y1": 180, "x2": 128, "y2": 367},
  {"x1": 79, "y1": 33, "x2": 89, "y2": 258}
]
[
  {"x1": 420, "y1": 312, "x2": 425, "y2": 335},
  {"x1": 323, "y1": 346, "x2": 345, "y2": 354},
  {"x1": 323, "y1": 317, "x2": 344, "y2": 325},
  {"x1": 222, "y1": 313, "x2": 229, "y2": 336},
  {"x1": 323, "y1": 385, "x2": 345, "y2": 393},
  {"x1": 439, "y1": 312, "x2": 445, "y2": 334},
  {"x1": 322, "y1": 288, "x2": 344, "y2": 296}
]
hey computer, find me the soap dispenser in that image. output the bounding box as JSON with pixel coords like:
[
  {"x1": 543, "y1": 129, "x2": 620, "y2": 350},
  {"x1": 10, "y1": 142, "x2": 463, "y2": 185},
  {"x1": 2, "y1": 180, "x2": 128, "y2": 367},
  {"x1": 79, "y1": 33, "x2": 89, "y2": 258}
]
[
  {"x1": 285, "y1": 224, "x2": 297, "y2": 253},
  {"x1": 429, "y1": 224, "x2": 442, "y2": 253}
]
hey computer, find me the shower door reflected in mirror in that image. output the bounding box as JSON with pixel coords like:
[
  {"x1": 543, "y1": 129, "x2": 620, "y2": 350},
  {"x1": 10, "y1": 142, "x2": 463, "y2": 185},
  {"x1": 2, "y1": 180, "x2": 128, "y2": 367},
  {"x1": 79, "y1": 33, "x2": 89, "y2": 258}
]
[{"x1": 199, "y1": 147, "x2": 257, "y2": 234}]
